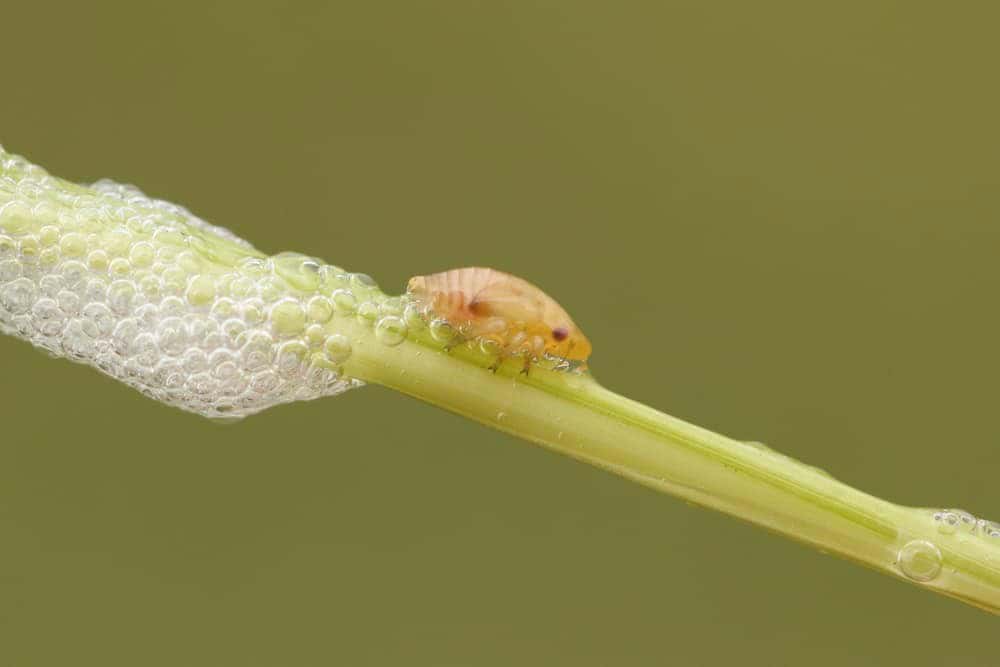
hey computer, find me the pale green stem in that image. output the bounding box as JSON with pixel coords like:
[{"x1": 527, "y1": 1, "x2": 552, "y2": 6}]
[
  {"x1": 337, "y1": 318, "x2": 1000, "y2": 614},
  {"x1": 2, "y1": 148, "x2": 998, "y2": 613}
]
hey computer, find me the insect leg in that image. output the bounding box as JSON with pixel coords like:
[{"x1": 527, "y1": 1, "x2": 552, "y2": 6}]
[
  {"x1": 487, "y1": 342, "x2": 518, "y2": 373},
  {"x1": 442, "y1": 334, "x2": 467, "y2": 353},
  {"x1": 488, "y1": 348, "x2": 509, "y2": 373},
  {"x1": 519, "y1": 355, "x2": 533, "y2": 376}
]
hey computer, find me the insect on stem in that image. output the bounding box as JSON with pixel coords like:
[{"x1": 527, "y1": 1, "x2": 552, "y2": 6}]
[{"x1": 406, "y1": 266, "x2": 592, "y2": 373}]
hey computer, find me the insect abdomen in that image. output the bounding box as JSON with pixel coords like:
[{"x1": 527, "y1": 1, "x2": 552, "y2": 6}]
[{"x1": 407, "y1": 267, "x2": 592, "y2": 364}]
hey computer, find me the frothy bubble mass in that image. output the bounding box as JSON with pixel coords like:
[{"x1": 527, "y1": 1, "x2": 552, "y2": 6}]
[{"x1": 0, "y1": 147, "x2": 372, "y2": 419}]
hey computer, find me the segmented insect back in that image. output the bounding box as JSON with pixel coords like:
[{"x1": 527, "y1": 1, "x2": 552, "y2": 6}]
[{"x1": 407, "y1": 267, "x2": 591, "y2": 365}]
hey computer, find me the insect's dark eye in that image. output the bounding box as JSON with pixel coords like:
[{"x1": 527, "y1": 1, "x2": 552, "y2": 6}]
[{"x1": 552, "y1": 327, "x2": 569, "y2": 341}]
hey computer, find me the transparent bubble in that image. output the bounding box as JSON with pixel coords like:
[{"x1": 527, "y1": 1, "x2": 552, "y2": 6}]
[
  {"x1": 897, "y1": 540, "x2": 942, "y2": 583},
  {"x1": 19, "y1": 236, "x2": 40, "y2": 263},
  {"x1": 157, "y1": 317, "x2": 189, "y2": 356},
  {"x1": 229, "y1": 276, "x2": 254, "y2": 298},
  {"x1": 240, "y1": 331, "x2": 275, "y2": 372},
  {"x1": 128, "y1": 242, "x2": 155, "y2": 267},
  {"x1": 271, "y1": 298, "x2": 307, "y2": 336},
  {"x1": 57, "y1": 289, "x2": 80, "y2": 315},
  {"x1": 0, "y1": 259, "x2": 21, "y2": 282},
  {"x1": 162, "y1": 267, "x2": 187, "y2": 294},
  {"x1": 1, "y1": 278, "x2": 36, "y2": 314},
  {"x1": 208, "y1": 349, "x2": 239, "y2": 379},
  {"x1": 111, "y1": 318, "x2": 140, "y2": 355},
  {"x1": 61, "y1": 260, "x2": 87, "y2": 287},
  {"x1": 251, "y1": 371, "x2": 279, "y2": 394},
  {"x1": 84, "y1": 278, "x2": 108, "y2": 303},
  {"x1": 239, "y1": 257, "x2": 269, "y2": 276},
  {"x1": 160, "y1": 296, "x2": 186, "y2": 318},
  {"x1": 39, "y1": 246, "x2": 60, "y2": 268},
  {"x1": 304, "y1": 324, "x2": 326, "y2": 348},
  {"x1": 0, "y1": 235, "x2": 16, "y2": 259},
  {"x1": 277, "y1": 340, "x2": 308, "y2": 377},
  {"x1": 38, "y1": 274, "x2": 63, "y2": 297},
  {"x1": 479, "y1": 338, "x2": 502, "y2": 356},
  {"x1": 133, "y1": 333, "x2": 160, "y2": 367},
  {"x1": 38, "y1": 225, "x2": 59, "y2": 246},
  {"x1": 107, "y1": 231, "x2": 133, "y2": 255},
  {"x1": 60, "y1": 232, "x2": 87, "y2": 257},
  {"x1": 186, "y1": 275, "x2": 216, "y2": 306},
  {"x1": 108, "y1": 280, "x2": 137, "y2": 314},
  {"x1": 176, "y1": 250, "x2": 201, "y2": 273},
  {"x1": 31, "y1": 297, "x2": 65, "y2": 336},
  {"x1": 323, "y1": 333, "x2": 352, "y2": 364},
  {"x1": 258, "y1": 278, "x2": 284, "y2": 302},
  {"x1": 379, "y1": 296, "x2": 405, "y2": 317},
  {"x1": 331, "y1": 288, "x2": 357, "y2": 314},
  {"x1": 403, "y1": 303, "x2": 427, "y2": 331},
  {"x1": 63, "y1": 320, "x2": 94, "y2": 358},
  {"x1": 429, "y1": 318, "x2": 456, "y2": 345},
  {"x1": 182, "y1": 348, "x2": 209, "y2": 374},
  {"x1": 81, "y1": 302, "x2": 115, "y2": 337},
  {"x1": 947, "y1": 509, "x2": 979, "y2": 534},
  {"x1": 210, "y1": 297, "x2": 237, "y2": 320},
  {"x1": 273, "y1": 252, "x2": 322, "y2": 291},
  {"x1": 356, "y1": 301, "x2": 379, "y2": 324},
  {"x1": 108, "y1": 257, "x2": 132, "y2": 278},
  {"x1": 306, "y1": 296, "x2": 333, "y2": 323},
  {"x1": 350, "y1": 273, "x2": 377, "y2": 289},
  {"x1": 933, "y1": 510, "x2": 959, "y2": 535},
  {"x1": 139, "y1": 275, "x2": 162, "y2": 300},
  {"x1": 375, "y1": 315, "x2": 408, "y2": 346}
]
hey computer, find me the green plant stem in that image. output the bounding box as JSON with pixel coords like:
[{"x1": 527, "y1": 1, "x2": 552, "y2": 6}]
[
  {"x1": 340, "y1": 320, "x2": 1000, "y2": 613},
  {"x1": 3, "y1": 147, "x2": 997, "y2": 613}
]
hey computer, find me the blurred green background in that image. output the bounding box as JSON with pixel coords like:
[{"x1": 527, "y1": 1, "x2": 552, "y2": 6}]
[{"x1": 2, "y1": 1, "x2": 999, "y2": 664}]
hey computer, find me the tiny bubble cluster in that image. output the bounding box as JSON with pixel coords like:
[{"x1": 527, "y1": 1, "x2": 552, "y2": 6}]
[
  {"x1": 932, "y1": 508, "x2": 1000, "y2": 540},
  {"x1": 0, "y1": 147, "x2": 377, "y2": 419}
]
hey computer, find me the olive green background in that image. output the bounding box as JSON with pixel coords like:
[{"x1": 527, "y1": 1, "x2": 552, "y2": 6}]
[{"x1": 2, "y1": 1, "x2": 999, "y2": 665}]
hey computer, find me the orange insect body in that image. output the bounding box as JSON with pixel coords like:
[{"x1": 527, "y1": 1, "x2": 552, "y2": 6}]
[{"x1": 407, "y1": 267, "x2": 592, "y2": 365}]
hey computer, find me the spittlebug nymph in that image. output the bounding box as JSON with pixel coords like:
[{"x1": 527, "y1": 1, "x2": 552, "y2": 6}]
[{"x1": 406, "y1": 267, "x2": 592, "y2": 373}]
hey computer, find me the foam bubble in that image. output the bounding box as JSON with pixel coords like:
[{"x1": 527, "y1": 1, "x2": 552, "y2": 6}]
[{"x1": 0, "y1": 147, "x2": 365, "y2": 419}]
